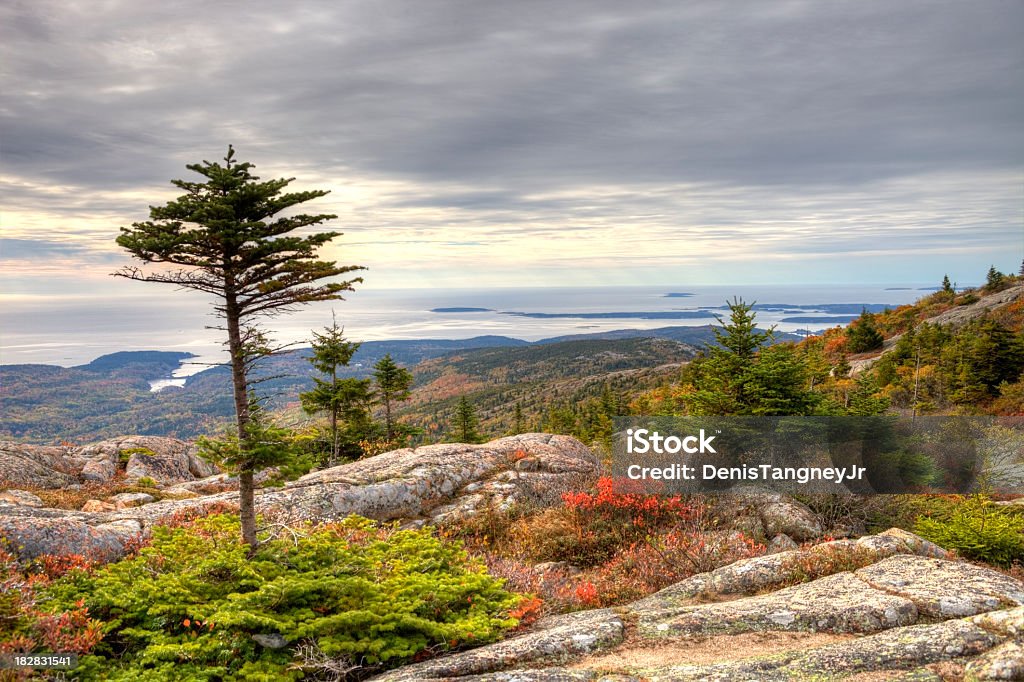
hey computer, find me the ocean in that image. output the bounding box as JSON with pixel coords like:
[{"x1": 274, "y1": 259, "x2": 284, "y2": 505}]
[{"x1": 0, "y1": 284, "x2": 935, "y2": 372}]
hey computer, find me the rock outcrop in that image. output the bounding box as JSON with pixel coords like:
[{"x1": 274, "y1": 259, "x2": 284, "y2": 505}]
[
  {"x1": 372, "y1": 530, "x2": 1024, "y2": 682},
  {"x1": 0, "y1": 436, "x2": 217, "y2": 488},
  {"x1": 0, "y1": 433, "x2": 599, "y2": 561}
]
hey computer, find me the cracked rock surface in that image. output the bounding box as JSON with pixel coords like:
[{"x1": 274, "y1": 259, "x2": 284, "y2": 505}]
[
  {"x1": 0, "y1": 433, "x2": 598, "y2": 560},
  {"x1": 368, "y1": 530, "x2": 1024, "y2": 682}
]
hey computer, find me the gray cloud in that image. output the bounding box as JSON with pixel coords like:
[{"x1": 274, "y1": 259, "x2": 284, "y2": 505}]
[
  {"x1": 0, "y1": 0, "x2": 1021, "y2": 287},
  {"x1": 3, "y1": 0, "x2": 1022, "y2": 189}
]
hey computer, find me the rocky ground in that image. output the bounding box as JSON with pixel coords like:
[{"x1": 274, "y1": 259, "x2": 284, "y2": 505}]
[
  {"x1": 2, "y1": 434, "x2": 1023, "y2": 679},
  {"x1": 0, "y1": 433, "x2": 599, "y2": 560},
  {"x1": 372, "y1": 529, "x2": 1024, "y2": 681}
]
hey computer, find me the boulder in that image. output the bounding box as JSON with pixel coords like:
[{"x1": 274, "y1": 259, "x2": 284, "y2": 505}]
[
  {"x1": 109, "y1": 492, "x2": 156, "y2": 509},
  {"x1": 0, "y1": 489, "x2": 44, "y2": 507},
  {"x1": 0, "y1": 442, "x2": 78, "y2": 488},
  {"x1": 767, "y1": 533, "x2": 798, "y2": 553},
  {"x1": 724, "y1": 487, "x2": 823, "y2": 542},
  {"x1": 82, "y1": 499, "x2": 116, "y2": 512},
  {"x1": 0, "y1": 511, "x2": 140, "y2": 563},
  {"x1": 0, "y1": 436, "x2": 219, "y2": 488}
]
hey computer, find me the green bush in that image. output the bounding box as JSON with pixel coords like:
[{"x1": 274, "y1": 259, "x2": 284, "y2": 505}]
[
  {"x1": 44, "y1": 515, "x2": 520, "y2": 680},
  {"x1": 914, "y1": 495, "x2": 1024, "y2": 567}
]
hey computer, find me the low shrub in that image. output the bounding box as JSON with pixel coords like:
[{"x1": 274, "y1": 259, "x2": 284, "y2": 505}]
[
  {"x1": 576, "y1": 530, "x2": 766, "y2": 605},
  {"x1": 915, "y1": 495, "x2": 1024, "y2": 567},
  {"x1": 0, "y1": 546, "x2": 104, "y2": 671},
  {"x1": 43, "y1": 514, "x2": 521, "y2": 681}
]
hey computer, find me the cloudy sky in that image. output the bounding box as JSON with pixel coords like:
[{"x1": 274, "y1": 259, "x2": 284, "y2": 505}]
[{"x1": 2, "y1": 0, "x2": 1022, "y2": 302}]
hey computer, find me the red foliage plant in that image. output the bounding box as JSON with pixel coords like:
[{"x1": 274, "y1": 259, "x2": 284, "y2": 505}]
[
  {"x1": 562, "y1": 476, "x2": 696, "y2": 528},
  {"x1": 0, "y1": 546, "x2": 104, "y2": 660}
]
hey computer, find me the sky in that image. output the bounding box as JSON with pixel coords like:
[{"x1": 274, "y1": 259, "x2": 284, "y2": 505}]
[{"x1": 1, "y1": 0, "x2": 1023, "y2": 303}]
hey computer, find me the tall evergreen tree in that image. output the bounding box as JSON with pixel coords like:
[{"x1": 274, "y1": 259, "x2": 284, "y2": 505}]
[
  {"x1": 454, "y1": 395, "x2": 480, "y2": 443},
  {"x1": 115, "y1": 147, "x2": 364, "y2": 548},
  {"x1": 372, "y1": 354, "x2": 414, "y2": 440}
]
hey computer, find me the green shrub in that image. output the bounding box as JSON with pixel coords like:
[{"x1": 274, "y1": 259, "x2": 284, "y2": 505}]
[
  {"x1": 44, "y1": 515, "x2": 519, "y2": 680},
  {"x1": 914, "y1": 495, "x2": 1024, "y2": 567},
  {"x1": 135, "y1": 476, "x2": 159, "y2": 488},
  {"x1": 118, "y1": 447, "x2": 156, "y2": 465}
]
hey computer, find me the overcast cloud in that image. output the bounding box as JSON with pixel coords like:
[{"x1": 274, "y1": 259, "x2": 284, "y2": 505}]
[{"x1": 1, "y1": 0, "x2": 1022, "y2": 293}]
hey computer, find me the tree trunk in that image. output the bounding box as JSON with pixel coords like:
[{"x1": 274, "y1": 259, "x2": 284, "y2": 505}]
[
  {"x1": 225, "y1": 291, "x2": 258, "y2": 549},
  {"x1": 331, "y1": 407, "x2": 339, "y2": 465},
  {"x1": 331, "y1": 366, "x2": 339, "y2": 465}
]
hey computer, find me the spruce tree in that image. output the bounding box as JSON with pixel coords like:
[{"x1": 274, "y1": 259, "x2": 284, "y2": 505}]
[
  {"x1": 986, "y1": 266, "x2": 1006, "y2": 292},
  {"x1": 941, "y1": 275, "x2": 954, "y2": 295},
  {"x1": 684, "y1": 299, "x2": 820, "y2": 416},
  {"x1": 846, "y1": 310, "x2": 884, "y2": 353},
  {"x1": 513, "y1": 402, "x2": 525, "y2": 434},
  {"x1": 115, "y1": 147, "x2": 364, "y2": 548},
  {"x1": 372, "y1": 354, "x2": 414, "y2": 440},
  {"x1": 686, "y1": 299, "x2": 773, "y2": 415},
  {"x1": 454, "y1": 395, "x2": 480, "y2": 443},
  {"x1": 300, "y1": 315, "x2": 364, "y2": 464}
]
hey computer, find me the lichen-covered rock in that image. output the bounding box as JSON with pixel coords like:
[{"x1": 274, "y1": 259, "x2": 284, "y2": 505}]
[
  {"x1": 371, "y1": 530, "x2": 1022, "y2": 682},
  {"x1": 766, "y1": 533, "x2": 798, "y2": 553},
  {"x1": 81, "y1": 499, "x2": 117, "y2": 512},
  {"x1": 0, "y1": 436, "x2": 218, "y2": 488},
  {"x1": 0, "y1": 513, "x2": 139, "y2": 561},
  {"x1": 0, "y1": 442, "x2": 78, "y2": 488},
  {"x1": 109, "y1": 492, "x2": 156, "y2": 509},
  {"x1": 0, "y1": 434, "x2": 598, "y2": 561},
  {"x1": 727, "y1": 487, "x2": 823, "y2": 541},
  {"x1": 965, "y1": 640, "x2": 1024, "y2": 680},
  {"x1": 0, "y1": 489, "x2": 44, "y2": 507},
  {"x1": 970, "y1": 605, "x2": 1024, "y2": 638},
  {"x1": 638, "y1": 572, "x2": 918, "y2": 637},
  {"x1": 371, "y1": 609, "x2": 624, "y2": 682},
  {"x1": 855, "y1": 554, "x2": 1024, "y2": 618}
]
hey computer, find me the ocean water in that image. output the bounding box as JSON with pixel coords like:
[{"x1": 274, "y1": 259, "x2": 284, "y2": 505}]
[{"x1": 0, "y1": 284, "x2": 933, "y2": 370}]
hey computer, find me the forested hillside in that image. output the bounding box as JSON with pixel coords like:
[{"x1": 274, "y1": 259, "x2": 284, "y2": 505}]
[{"x1": 0, "y1": 335, "x2": 696, "y2": 444}]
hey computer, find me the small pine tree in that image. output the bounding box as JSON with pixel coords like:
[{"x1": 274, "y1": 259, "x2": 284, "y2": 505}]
[
  {"x1": 512, "y1": 402, "x2": 525, "y2": 434},
  {"x1": 986, "y1": 266, "x2": 1006, "y2": 292},
  {"x1": 300, "y1": 317, "x2": 374, "y2": 464},
  {"x1": 454, "y1": 395, "x2": 480, "y2": 443},
  {"x1": 199, "y1": 395, "x2": 295, "y2": 486},
  {"x1": 846, "y1": 310, "x2": 884, "y2": 353},
  {"x1": 941, "y1": 275, "x2": 954, "y2": 295},
  {"x1": 373, "y1": 354, "x2": 414, "y2": 441}
]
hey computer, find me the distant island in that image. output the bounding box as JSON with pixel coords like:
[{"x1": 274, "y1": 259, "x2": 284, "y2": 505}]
[
  {"x1": 707, "y1": 303, "x2": 892, "y2": 314},
  {"x1": 430, "y1": 307, "x2": 493, "y2": 313},
  {"x1": 663, "y1": 292, "x2": 695, "y2": 298},
  {"x1": 779, "y1": 315, "x2": 860, "y2": 323},
  {"x1": 502, "y1": 310, "x2": 717, "y2": 320}
]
